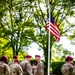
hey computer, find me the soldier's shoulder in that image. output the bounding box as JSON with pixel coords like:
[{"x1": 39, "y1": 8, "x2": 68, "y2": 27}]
[
  {"x1": 62, "y1": 62, "x2": 68, "y2": 66},
  {"x1": 10, "y1": 64, "x2": 19, "y2": 70},
  {"x1": 4, "y1": 63, "x2": 9, "y2": 67},
  {"x1": 10, "y1": 63, "x2": 16, "y2": 66},
  {"x1": 20, "y1": 60, "x2": 28, "y2": 66},
  {"x1": 8, "y1": 61, "x2": 14, "y2": 65},
  {"x1": 21, "y1": 60, "x2": 28, "y2": 63},
  {"x1": 40, "y1": 61, "x2": 43, "y2": 63},
  {"x1": 4, "y1": 63, "x2": 10, "y2": 70},
  {"x1": 15, "y1": 63, "x2": 21, "y2": 68},
  {"x1": 39, "y1": 61, "x2": 44, "y2": 65}
]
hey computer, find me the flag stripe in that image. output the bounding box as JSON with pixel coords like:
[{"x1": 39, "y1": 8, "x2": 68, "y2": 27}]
[
  {"x1": 47, "y1": 25, "x2": 60, "y2": 39},
  {"x1": 46, "y1": 21, "x2": 60, "y2": 36},
  {"x1": 46, "y1": 13, "x2": 60, "y2": 42},
  {"x1": 50, "y1": 23, "x2": 60, "y2": 36}
]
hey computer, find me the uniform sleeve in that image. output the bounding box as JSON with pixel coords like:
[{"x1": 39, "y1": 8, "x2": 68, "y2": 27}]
[
  {"x1": 61, "y1": 63, "x2": 74, "y2": 75},
  {"x1": 32, "y1": 66, "x2": 37, "y2": 75},
  {"x1": 36, "y1": 62, "x2": 44, "y2": 75},
  {"x1": 18, "y1": 65, "x2": 23, "y2": 75},
  {"x1": 25, "y1": 62, "x2": 33, "y2": 75},
  {"x1": 73, "y1": 66, "x2": 75, "y2": 75},
  {"x1": 4, "y1": 64, "x2": 10, "y2": 75},
  {"x1": 69, "y1": 64, "x2": 74, "y2": 74},
  {"x1": 61, "y1": 64, "x2": 68, "y2": 74}
]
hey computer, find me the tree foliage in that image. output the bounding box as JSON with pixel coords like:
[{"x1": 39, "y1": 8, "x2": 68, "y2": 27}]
[{"x1": 0, "y1": 0, "x2": 75, "y2": 75}]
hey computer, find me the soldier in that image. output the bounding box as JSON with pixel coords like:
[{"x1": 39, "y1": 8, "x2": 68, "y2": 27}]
[
  {"x1": 0, "y1": 55, "x2": 10, "y2": 75},
  {"x1": 72, "y1": 62, "x2": 75, "y2": 75},
  {"x1": 35, "y1": 55, "x2": 44, "y2": 75},
  {"x1": 61, "y1": 56, "x2": 74, "y2": 75},
  {"x1": 8, "y1": 55, "x2": 18, "y2": 66},
  {"x1": 31, "y1": 60, "x2": 37, "y2": 75},
  {"x1": 10, "y1": 59, "x2": 23, "y2": 75},
  {"x1": 20, "y1": 55, "x2": 33, "y2": 75}
]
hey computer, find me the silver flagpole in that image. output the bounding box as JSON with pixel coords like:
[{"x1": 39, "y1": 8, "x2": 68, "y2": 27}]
[
  {"x1": 48, "y1": 1, "x2": 51, "y2": 75},
  {"x1": 48, "y1": 0, "x2": 53, "y2": 74},
  {"x1": 48, "y1": 17, "x2": 50, "y2": 75}
]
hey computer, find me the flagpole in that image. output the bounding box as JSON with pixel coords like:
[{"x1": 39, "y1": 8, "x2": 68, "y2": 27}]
[
  {"x1": 47, "y1": 0, "x2": 60, "y2": 74},
  {"x1": 48, "y1": 1, "x2": 51, "y2": 75},
  {"x1": 48, "y1": 17, "x2": 50, "y2": 75}
]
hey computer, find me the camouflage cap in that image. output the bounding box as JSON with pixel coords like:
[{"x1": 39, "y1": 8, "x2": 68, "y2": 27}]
[{"x1": 14, "y1": 59, "x2": 20, "y2": 64}]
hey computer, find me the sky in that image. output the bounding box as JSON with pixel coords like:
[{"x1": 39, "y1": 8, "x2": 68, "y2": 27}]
[
  {"x1": 58, "y1": 36, "x2": 75, "y2": 55},
  {"x1": 27, "y1": 43, "x2": 44, "y2": 59}
]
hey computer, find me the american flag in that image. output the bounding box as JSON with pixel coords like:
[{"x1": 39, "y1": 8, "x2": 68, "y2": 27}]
[{"x1": 46, "y1": 13, "x2": 60, "y2": 42}]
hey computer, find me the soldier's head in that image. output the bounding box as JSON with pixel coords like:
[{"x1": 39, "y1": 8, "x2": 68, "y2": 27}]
[
  {"x1": 13, "y1": 55, "x2": 18, "y2": 60},
  {"x1": 14, "y1": 59, "x2": 20, "y2": 64},
  {"x1": 0, "y1": 55, "x2": 8, "y2": 63},
  {"x1": 65, "y1": 56, "x2": 73, "y2": 64},
  {"x1": 25, "y1": 55, "x2": 32, "y2": 61},
  {"x1": 31, "y1": 60, "x2": 37, "y2": 66},
  {"x1": 35, "y1": 55, "x2": 41, "y2": 62}
]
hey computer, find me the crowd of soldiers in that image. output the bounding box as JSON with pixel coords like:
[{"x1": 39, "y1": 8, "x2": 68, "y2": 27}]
[
  {"x1": 61, "y1": 56, "x2": 75, "y2": 75},
  {"x1": 0, "y1": 54, "x2": 44, "y2": 75}
]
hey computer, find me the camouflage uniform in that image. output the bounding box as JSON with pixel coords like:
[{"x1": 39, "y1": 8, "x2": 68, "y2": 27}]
[
  {"x1": 61, "y1": 62, "x2": 74, "y2": 75},
  {"x1": 32, "y1": 65, "x2": 37, "y2": 75},
  {"x1": 72, "y1": 65, "x2": 75, "y2": 75},
  {"x1": 35, "y1": 61, "x2": 44, "y2": 75},
  {"x1": 10, "y1": 63, "x2": 23, "y2": 75},
  {"x1": 0, "y1": 61, "x2": 10, "y2": 75},
  {"x1": 20, "y1": 60, "x2": 33, "y2": 75}
]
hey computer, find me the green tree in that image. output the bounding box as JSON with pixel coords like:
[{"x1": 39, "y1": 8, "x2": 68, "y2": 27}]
[
  {"x1": 0, "y1": 0, "x2": 35, "y2": 55},
  {"x1": 0, "y1": 0, "x2": 75, "y2": 75}
]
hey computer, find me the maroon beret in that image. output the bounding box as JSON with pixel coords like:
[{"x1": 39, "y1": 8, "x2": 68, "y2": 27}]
[
  {"x1": 65, "y1": 56, "x2": 73, "y2": 61},
  {"x1": 14, "y1": 59, "x2": 20, "y2": 64},
  {"x1": 13, "y1": 55, "x2": 18, "y2": 59},
  {"x1": 0, "y1": 56, "x2": 8, "y2": 62},
  {"x1": 26, "y1": 55, "x2": 32, "y2": 58},
  {"x1": 35, "y1": 55, "x2": 41, "y2": 57}
]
